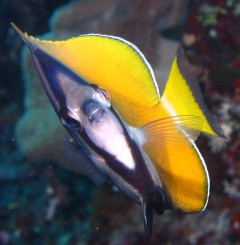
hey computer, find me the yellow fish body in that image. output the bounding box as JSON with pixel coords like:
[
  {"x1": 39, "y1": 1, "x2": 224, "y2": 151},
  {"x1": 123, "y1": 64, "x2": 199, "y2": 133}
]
[{"x1": 12, "y1": 23, "x2": 224, "y2": 235}]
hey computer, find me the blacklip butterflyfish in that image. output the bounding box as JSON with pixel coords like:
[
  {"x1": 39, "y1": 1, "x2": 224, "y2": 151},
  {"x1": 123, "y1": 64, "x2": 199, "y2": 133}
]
[{"x1": 12, "y1": 23, "x2": 225, "y2": 236}]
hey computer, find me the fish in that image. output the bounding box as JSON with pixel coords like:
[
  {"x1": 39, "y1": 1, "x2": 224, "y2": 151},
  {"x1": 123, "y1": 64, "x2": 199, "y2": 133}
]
[{"x1": 12, "y1": 23, "x2": 225, "y2": 236}]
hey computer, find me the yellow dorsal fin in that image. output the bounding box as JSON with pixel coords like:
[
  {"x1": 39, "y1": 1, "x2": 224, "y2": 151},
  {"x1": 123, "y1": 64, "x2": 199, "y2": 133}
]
[
  {"x1": 139, "y1": 114, "x2": 209, "y2": 212},
  {"x1": 161, "y1": 46, "x2": 225, "y2": 138}
]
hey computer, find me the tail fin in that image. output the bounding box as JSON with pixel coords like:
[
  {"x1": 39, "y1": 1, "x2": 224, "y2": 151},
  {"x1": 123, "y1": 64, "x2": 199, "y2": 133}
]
[{"x1": 161, "y1": 46, "x2": 225, "y2": 138}]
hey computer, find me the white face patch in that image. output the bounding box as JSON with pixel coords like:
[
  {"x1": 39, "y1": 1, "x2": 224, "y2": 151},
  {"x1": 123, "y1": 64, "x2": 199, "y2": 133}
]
[
  {"x1": 81, "y1": 101, "x2": 136, "y2": 170},
  {"x1": 56, "y1": 71, "x2": 94, "y2": 112}
]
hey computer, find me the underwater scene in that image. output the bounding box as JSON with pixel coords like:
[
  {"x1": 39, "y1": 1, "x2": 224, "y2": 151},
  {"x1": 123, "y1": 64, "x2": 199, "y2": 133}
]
[{"x1": 1, "y1": 0, "x2": 240, "y2": 244}]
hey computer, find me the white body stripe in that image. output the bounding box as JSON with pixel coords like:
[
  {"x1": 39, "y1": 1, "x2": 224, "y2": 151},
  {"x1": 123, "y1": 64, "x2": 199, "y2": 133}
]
[{"x1": 92, "y1": 120, "x2": 136, "y2": 170}]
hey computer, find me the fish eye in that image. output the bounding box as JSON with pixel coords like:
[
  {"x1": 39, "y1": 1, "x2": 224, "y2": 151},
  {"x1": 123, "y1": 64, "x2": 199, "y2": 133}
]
[
  {"x1": 59, "y1": 108, "x2": 81, "y2": 131},
  {"x1": 82, "y1": 100, "x2": 105, "y2": 123}
]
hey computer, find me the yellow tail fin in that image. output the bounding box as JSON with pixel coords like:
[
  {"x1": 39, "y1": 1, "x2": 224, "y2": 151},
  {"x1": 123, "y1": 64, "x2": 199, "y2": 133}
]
[{"x1": 161, "y1": 46, "x2": 225, "y2": 138}]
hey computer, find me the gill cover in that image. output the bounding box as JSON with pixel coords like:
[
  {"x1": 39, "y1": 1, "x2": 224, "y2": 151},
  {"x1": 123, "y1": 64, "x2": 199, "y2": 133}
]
[{"x1": 13, "y1": 23, "x2": 224, "y2": 214}]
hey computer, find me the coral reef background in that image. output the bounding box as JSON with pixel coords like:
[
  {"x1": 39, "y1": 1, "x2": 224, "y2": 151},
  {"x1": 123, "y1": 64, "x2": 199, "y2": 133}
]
[{"x1": 0, "y1": 0, "x2": 240, "y2": 244}]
